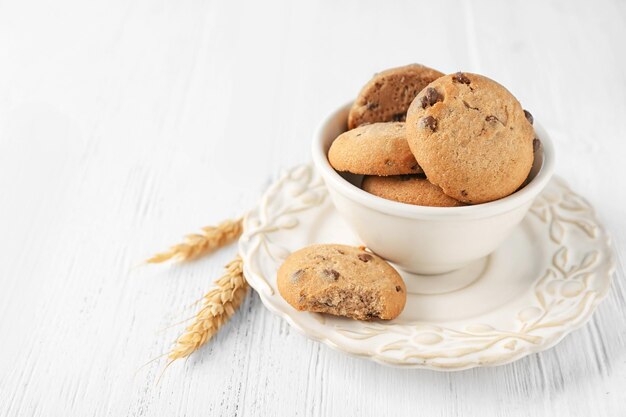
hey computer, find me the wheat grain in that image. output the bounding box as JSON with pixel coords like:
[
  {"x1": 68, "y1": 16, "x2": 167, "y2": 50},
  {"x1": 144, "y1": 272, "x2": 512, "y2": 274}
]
[
  {"x1": 147, "y1": 218, "x2": 243, "y2": 263},
  {"x1": 168, "y1": 256, "x2": 248, "y2": 361}
]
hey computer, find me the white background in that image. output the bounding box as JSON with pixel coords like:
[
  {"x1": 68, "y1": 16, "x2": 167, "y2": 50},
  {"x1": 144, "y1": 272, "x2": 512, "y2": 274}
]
[{"x1": 1, "y1": 0, "x2": 625, "y2": 416}]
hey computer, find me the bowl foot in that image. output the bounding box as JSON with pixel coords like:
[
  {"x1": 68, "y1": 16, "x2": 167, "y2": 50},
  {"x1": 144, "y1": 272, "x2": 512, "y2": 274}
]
[{"x1": 402, "y1": 256, "x2": 490, "y2": 295}]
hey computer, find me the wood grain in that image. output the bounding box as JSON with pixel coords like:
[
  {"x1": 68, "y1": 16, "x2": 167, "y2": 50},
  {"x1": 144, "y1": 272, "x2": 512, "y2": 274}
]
[{"x1": 0, "y1": 0, "x2": 625, "y2": 416}]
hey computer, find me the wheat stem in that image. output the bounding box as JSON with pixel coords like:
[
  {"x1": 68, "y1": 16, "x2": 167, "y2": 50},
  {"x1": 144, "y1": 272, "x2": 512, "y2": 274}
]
[
  {"x1": 168, "y1": 256, "x2": 248, "y2": 361},
  {"x1": 147, "y1": 218, "x2": 243, "y2": 263}
]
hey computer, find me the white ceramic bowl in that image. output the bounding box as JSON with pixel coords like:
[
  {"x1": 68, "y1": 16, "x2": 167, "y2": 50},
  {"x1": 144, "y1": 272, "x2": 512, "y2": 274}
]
[{"x1": 312, "y1": 103, "x2": 556, "y2": 274}]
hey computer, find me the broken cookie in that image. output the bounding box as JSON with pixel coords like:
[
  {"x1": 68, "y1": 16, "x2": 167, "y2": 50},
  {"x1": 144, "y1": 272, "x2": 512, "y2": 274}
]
[{"x1": 277, "y1": 244, "x2": 406, "y2": 320}]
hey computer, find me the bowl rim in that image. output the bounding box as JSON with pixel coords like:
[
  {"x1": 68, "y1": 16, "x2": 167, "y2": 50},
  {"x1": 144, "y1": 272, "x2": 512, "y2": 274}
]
[{"x1": 311, "y1": 102, "x2": 556, "y2": 220}]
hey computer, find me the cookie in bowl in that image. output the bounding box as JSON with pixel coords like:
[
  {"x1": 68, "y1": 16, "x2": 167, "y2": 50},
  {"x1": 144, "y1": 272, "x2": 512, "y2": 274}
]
[
  {"x1": 405, "y1": 72, "x2": 535, "y2": 204},
  {"x1": 328, "y1": 122, "x2": 422, "y2": 176},
  {"x1": 362, "y1": 175, "x2": 464, "y2": 207},
  {"x1": 348, "y1": 64, "x2": 443, "y2": 129}
]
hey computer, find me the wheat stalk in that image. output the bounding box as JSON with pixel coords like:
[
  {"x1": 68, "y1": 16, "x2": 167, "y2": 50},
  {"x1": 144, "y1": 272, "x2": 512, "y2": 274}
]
[
  {"x1": 147, "y1": 218, "x2": 243, "y2": 263},
  {"x1": 168, "y1": 256, "x2": 248, "y2": 361}
]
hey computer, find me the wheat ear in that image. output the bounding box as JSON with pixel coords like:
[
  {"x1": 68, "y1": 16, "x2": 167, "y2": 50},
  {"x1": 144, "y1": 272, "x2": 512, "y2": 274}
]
[
  {"x1": 168, "y1": 256, "x2": 248, "y2": 361},
  {"x1": 147, "y1": 218, "x2": 243, "y2": 263}
]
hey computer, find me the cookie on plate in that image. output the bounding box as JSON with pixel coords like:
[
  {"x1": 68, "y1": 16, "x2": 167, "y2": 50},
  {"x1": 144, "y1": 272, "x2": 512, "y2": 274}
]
[
  {"x1": 277, "y1": 244, "x2": 406, "y2": 321},
  {"x1": 348, "y1": 64, "x2": 444, "y2": 130},
  {"x1": 328, "y1": 122, "x2": 422, "y2": 176},
  {"x1": 405, "y1": 72, "x2": 534, "y2": 204},
  {"x1": 362, "y1": 175, "x2": 464, "y2": 207}
]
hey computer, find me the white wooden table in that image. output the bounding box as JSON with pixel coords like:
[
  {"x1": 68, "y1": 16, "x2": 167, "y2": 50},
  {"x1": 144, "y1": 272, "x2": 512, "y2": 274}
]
[{"x1": 1, "y1": 0, "x2": 625, "y2": 415}]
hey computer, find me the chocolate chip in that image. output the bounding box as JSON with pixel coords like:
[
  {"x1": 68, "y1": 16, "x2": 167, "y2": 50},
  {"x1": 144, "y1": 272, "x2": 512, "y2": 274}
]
[
  {"x1": 290, "y1": 269, "x2": 304, "y2": 283},
  {"x1": 426, "y1": 87, "x2": 443, "y2": 103},
  {"x1": 367, "y1": 102, "x2": 379, "y2": 110},
  {"x1": 420, "y1": 87, "x2": 442, "y2": 108},
  {"x1": 390, "y1": 112, "x2": 405, "y2": 122},
  {"x1": 410, "y1": 164, "x2": 419, "y2": 171},
  {"x1": 395, "y1": 286, "x2": 402, "y2": 292},
  {"x1": 485, "y1": 115, "x2": 498, "y2": 123},
  {"x1": 420, "y1": 116, "x2": 438, "y2": 132},
  {"x1": 452, "y1": 72, "x2": 471, "y2": 85},
  {"x1": 358, "y1": 253, "x2": 374, "y2": 262},
  {"x1": 461, "y1": 190, "x2": 468, "y2": 197},
  {"x1": 321, "y1": 269, "x2": 340, "y2": 281},
  {"x1": 336, "y1": 249, "x2": 345, "y2": 255},
  {"x1": 533, "y1": 138, "x2": 541, "y2": 152},
  {"x1": 384, "y1": 159, "x2": 393, "y2": 166},
  {"x1": 524, "y1": 109, "x2": 534, "y2": 125}
]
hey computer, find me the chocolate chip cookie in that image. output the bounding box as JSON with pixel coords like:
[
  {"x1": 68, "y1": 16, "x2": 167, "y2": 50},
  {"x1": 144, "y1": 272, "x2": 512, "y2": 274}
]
[
  {"x1": 348, "y1": 64, "x2": 444, "y2": 129},
  {"x1": 328, "y1": 122, "x2": 422, "y2": 176},
  {"x1": 362, "y1": 175, "x2": 464, "y2": 207},
  {"x1": 405, "y1": 72, "x2": 535, "y2": 204},
  {"x1": 277, "y1": 244, "x2": 406, "y2": 321}
]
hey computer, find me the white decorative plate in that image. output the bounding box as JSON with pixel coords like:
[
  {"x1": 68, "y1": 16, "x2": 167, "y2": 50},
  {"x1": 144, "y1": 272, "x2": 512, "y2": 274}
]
[{"x1": 239, "y1": 164, "x2": 615, "y2": 370}]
